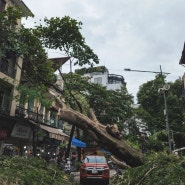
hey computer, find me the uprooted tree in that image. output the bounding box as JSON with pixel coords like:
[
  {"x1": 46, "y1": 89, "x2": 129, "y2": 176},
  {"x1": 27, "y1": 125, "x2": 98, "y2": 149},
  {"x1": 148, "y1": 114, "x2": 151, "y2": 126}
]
[{"x1": 52, "y1": 98, "x2": 143, "y2": 167}]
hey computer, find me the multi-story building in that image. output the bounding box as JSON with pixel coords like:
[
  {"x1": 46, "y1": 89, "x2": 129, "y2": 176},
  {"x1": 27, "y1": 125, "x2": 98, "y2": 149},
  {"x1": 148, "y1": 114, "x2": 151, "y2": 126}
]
[
  {"x1": 75, "y1": 66, "x2": 126, "y2": 90},
  {"x1": 0, "y1": 1, "x2": 69, "y2": 156},
  {"x1": 0, "y1": 0, "x2": 32, "y2": 154}
]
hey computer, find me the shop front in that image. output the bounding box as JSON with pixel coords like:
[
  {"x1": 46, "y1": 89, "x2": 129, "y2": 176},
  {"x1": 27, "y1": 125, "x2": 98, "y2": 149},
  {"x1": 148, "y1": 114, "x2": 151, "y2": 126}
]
[{"x1": 0, "y1": 115, "x2": 32, "y2": 156}]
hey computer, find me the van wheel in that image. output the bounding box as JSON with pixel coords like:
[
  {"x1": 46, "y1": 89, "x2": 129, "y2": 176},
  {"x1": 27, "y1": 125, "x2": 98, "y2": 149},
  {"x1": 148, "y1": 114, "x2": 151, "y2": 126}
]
[
  {"x1": 80, "y1": 178, "x2": 86, "y2": 185},
  {"x1": 103, "y1": 179, "x2": 109, "y2": 185}
]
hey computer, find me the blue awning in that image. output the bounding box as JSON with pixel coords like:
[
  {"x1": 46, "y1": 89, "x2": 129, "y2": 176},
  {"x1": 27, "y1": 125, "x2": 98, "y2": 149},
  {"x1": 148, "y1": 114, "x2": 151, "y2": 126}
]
[{"x1": 72, "y1": 138, "x2": 86, "y2": 148}]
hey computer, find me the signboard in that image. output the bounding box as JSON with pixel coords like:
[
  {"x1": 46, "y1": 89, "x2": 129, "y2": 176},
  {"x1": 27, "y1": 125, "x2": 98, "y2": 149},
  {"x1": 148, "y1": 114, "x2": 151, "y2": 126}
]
[{"x1": 11, "y1": 124, "x2": 31, "y2": 139}]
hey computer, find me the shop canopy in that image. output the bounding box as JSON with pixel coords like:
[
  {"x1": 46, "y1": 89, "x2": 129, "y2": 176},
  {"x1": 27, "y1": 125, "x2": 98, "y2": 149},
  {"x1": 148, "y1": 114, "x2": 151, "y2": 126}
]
[
  {"x1": 100, "y1": 148, "x2": 111, "y2": 155},
  {"x1": 29, "y1": 121, "x2": 69, "y2": 142},
  {"x1": 72, "y1": 137, "x2": 86, "y2": 148},
  {"x1": 39, "y1": 124, "x2": 69, "y2": 141}
]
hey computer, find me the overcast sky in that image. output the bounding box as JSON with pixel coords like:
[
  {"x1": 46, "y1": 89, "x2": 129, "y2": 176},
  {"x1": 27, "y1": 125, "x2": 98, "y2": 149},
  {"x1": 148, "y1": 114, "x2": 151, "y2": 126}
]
[{"x1": 22, "y1": 0, "x2": 185, "y2": 103}]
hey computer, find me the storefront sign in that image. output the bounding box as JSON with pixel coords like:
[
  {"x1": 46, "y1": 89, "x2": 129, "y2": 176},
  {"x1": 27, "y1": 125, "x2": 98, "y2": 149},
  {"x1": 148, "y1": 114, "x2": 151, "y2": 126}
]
[
  {"x1": 0, "y1": 129, "x2": 8, "y2": 139},
  {"x1": 11, "y1": 124, "x2": 31, "y2": 139}
]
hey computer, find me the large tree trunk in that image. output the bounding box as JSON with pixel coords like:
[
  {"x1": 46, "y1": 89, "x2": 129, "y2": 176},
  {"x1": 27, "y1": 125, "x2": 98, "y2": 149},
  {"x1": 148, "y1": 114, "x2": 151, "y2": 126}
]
[{"x1": 54, "y1": 102, "x2": 143, "y2": 167}]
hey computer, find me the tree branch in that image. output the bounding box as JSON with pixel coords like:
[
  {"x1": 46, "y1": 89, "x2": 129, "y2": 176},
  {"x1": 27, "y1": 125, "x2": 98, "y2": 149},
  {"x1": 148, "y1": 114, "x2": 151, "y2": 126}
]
[{"x1": 137, "y1": 165, "x2": 158, "y2": 185}]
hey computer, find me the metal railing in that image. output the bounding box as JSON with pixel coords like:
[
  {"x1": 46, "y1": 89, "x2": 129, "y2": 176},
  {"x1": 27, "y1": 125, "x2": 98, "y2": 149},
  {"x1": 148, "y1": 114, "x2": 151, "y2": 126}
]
[
  {"x1": 15, "y1": 106, "x2": 44, "y2": 123},
  {"x1": 15, "y1": 106, "x2": 57, "y2": 126}
]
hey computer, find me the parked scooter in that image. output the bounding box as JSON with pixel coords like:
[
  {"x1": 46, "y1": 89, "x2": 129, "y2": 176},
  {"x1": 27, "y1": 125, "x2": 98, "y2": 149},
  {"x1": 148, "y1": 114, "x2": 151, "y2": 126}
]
[{"x1": 108, "y1": 160, "x2": 116, "y2": 169}]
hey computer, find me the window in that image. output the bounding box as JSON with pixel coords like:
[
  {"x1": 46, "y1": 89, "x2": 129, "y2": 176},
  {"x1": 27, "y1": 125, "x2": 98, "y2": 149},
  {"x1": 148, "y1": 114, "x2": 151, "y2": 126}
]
[
  {"x1": 0, "y1": 0, "x2": 6, "y2": 12},
  {"x1": 0, "y1": 90, "x2": 10, "y2": 113},
  {"x1": 94, "y1": 77, "x2": 102, "y2": 85},
  {"x1": 50, "y1": 111, "x2": 56, "y2": 126},
  {"x1": 28, "y1": 100, "x2": 34, "y2": 111}
]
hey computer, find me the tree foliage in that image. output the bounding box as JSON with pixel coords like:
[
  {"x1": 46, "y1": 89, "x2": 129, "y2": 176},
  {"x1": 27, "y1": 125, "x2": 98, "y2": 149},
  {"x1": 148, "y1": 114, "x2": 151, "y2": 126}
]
[
  {"x1": 111, "y1": 152, "x2": 185, "y2": 185},
  {"x1": 137, "y1": 76, "x2": 184, "y2": 132},
  {"x1": 33, "y1": 16, "x2": 99, "y2": 67},
  {"x1": 0, "y1": 156, "x2": 72, "y2": 185},
  {"x1": 0, "y1": 7, "x2": 27, "y2": 59},
  {"x1": 62, "y1": 73, "x2": 134, "y2": 125},
  {"x1": 137, "y1": 75, "x2": 185, "y2": 150}
]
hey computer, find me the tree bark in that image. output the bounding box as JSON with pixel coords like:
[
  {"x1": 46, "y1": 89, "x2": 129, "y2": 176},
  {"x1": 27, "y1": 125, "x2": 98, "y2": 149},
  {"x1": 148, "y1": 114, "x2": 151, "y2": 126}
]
[{"x1": 54, "y1": 102, "x2": 143, "y2": 167}]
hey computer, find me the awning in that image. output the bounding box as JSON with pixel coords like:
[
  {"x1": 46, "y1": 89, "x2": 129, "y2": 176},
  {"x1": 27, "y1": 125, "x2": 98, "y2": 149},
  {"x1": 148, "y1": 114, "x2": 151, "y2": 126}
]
[
  {"x1": 40, "y1": 125, "x2": 69, "y2": 141},
  {"x1": 100, "y1": 148, "x2": 111, "y2": 155},
  {"x1": 72, "y1": 137, "x2": 86, "y2": 148},
  {"x1": 49, "y1": 57, "x2": 70, "y2": 71}
]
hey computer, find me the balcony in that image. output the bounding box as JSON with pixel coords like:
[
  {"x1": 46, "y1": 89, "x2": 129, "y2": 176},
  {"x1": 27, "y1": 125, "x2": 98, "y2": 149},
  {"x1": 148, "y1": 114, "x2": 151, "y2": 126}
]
[
  {"x1": 15, "y1": 106, "x2": 44, "y2": 123},
  {"x1": 15, "y1": 106, "x2": 58, "y2": 127},
  {"x1": 108, "y1": 74, "x2": 126, "y2": 85}
]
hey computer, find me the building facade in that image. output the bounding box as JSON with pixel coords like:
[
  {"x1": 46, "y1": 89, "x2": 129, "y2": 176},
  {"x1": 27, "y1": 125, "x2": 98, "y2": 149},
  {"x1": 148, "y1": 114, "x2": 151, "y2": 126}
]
[
  {"x1": 0, "y1": 1, "x2": 69, "y2": 157},
  {"x1": 75, "y1": 66, "x2": 126, "y2": 90},
  {"x1": 0, "y1": 0, "x2": 33, "y2": 154}
]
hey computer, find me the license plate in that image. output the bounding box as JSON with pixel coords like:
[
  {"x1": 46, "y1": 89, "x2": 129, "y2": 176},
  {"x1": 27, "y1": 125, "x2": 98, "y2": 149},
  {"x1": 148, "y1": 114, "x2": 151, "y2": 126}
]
[{"x1": 92, "y1": 168, "x2": 98, "y2": 174}]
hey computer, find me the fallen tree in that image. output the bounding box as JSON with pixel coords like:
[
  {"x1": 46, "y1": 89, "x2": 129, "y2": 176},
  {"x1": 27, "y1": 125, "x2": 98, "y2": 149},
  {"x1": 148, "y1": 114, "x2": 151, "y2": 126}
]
[{"x1": 53, "y1": 101, "x2": 143, "y2": 167}]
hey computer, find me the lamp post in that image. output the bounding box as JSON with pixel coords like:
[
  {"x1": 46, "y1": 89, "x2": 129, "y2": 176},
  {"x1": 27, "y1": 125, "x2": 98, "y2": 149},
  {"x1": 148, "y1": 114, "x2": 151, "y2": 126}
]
[
  {"x1": 124, "y1": 66, "x2": 172, "y2": 153},
  {"x1": 158, "y1": 85, "x2": 171, "y2": 153},
  {"x1": 124, "y1": 68, "x2": 170, "y2": 75}
]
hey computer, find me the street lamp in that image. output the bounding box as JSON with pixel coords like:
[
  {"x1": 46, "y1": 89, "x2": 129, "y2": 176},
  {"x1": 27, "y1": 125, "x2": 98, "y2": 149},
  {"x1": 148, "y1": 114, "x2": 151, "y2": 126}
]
[
  {"x1": 124, "y1": 68, "x2": 170, "y2": 75},
  {"x1": 124, "y1": 66, "x2": 172, "y2": 153},
  {"x1": 158, "y1": 84, "x2": 171, "y2": 153}
]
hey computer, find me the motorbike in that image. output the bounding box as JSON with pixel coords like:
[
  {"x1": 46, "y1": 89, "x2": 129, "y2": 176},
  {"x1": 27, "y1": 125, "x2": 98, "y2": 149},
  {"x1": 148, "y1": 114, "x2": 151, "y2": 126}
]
[
  {"x1": 60, "y1": 158, "x2": 71, "y2": 175},
  {"x1": 108, "y1": 160, "x2": 116, "y2": 169}
]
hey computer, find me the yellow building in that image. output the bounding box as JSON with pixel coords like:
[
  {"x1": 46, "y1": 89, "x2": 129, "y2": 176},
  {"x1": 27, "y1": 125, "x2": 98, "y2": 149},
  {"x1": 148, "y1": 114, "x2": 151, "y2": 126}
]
[{"x1": 0, "y1": 1, "x2": 69, "y2": 156}]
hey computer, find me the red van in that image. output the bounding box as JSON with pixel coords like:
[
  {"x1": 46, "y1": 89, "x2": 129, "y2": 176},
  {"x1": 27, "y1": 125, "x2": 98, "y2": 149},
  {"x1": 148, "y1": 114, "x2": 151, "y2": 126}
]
[{"x1": 80, "y1": 155, "x2": 110, "y2": 185}]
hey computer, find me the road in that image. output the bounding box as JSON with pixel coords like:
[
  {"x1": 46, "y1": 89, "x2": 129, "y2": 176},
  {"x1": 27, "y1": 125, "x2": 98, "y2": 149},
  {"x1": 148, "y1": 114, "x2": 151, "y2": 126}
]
[{"x1": 71, "y1": 169, "x2": 117, "y2": 184}]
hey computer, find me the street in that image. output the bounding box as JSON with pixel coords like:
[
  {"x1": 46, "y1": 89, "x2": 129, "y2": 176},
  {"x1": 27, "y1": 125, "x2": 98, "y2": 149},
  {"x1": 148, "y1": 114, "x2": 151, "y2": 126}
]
[{"x1": 71, "y1": 169, "x2": 117, "y2": 185}]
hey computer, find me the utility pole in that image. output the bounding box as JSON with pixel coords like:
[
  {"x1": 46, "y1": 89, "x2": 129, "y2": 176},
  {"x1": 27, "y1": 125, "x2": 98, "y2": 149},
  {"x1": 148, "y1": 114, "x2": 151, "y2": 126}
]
[
  {"x1": 159, "y1": 66, "x2": 171, "y2": 153},
  {"x1": 124, "y1": 66, "x2": 172, "y2": 153}
]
